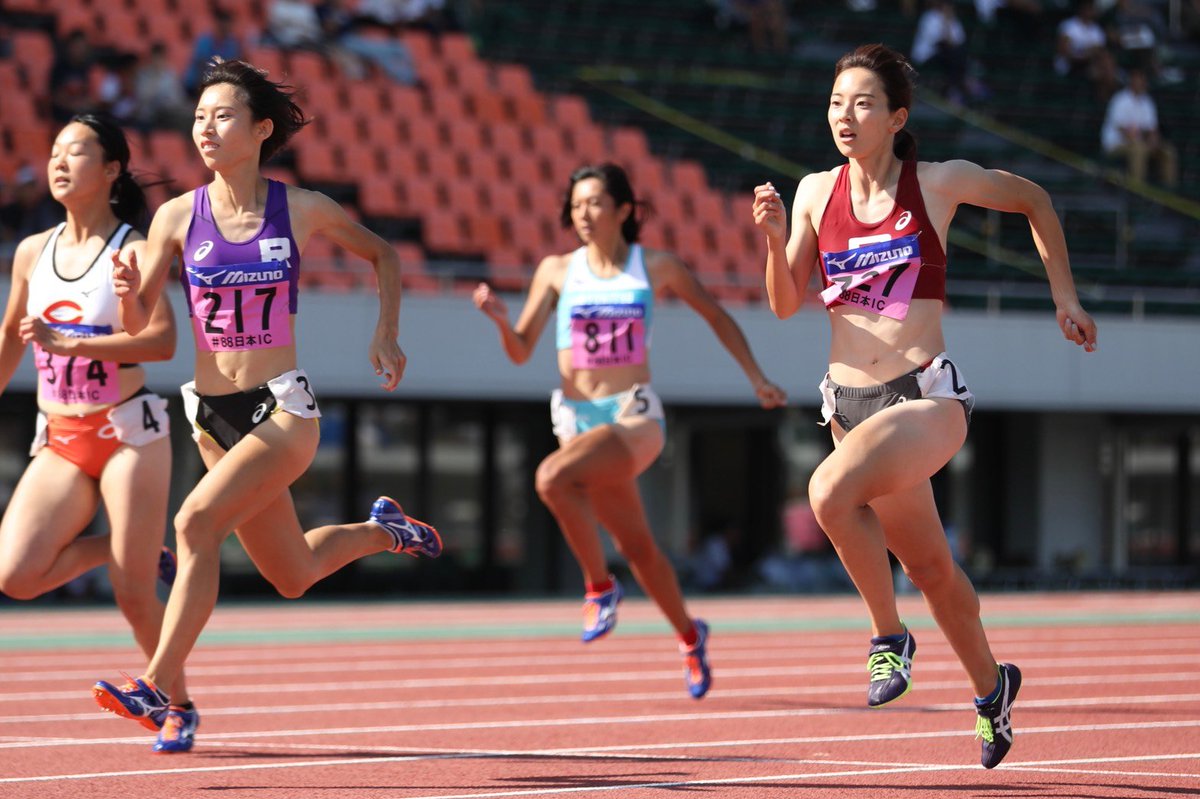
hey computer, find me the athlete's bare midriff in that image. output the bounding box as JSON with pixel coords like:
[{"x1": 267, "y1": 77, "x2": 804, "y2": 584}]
[
  {"x1": 557, "y1": 352, "x2": 651, "y2": 401},
  {"x1": 826, "y1": 298, "x2": 946, "y2": 386},
  {"x1": 192, "y1": 316, "x2": 299, "y2": 394}
]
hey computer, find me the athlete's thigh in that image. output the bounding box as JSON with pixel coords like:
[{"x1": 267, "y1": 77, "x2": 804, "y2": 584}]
[
  {"x1": 868, "y1": 479, "x2": 954, "y2": 568},
  {"x1": 550, "y1": 418, "x2": 663, "y2": 484},
  {"x1": 0, "y1": 452, "x2": 100, "y2": 571},
  {"x1": 824, "y1": 398, "x2": 966, "y2": 502},
  {"x1": 99, "y1": 438, "x2": 171, "y2": 582},
  {"x1": 183, "y1": 414, "x2": 319, "y2": 539}
]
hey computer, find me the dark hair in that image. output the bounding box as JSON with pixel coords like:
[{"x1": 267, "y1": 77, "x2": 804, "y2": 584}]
[
  {"x1": 198, "y1": 58, "x2": 309, "y2": 163},
  {"x1": 558, "y1": 163, "x2": 650, "y2": 243},
  {"x1": 834, "y1": 44, "x2": 919, "y2": 161},
  {"x1": 69, "y1": 113, "x2": 148, "y2": 228}
]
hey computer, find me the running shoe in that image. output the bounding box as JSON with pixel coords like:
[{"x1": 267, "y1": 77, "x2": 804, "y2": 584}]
[
  {"x1": 866, "y1": 628, "x2": 916, "y2": 707},
  {"x1": 153, "y1": 705, "x2": 200, "y2": 753},
  {"x1": 681, "y1": 619, "x2": 712, "y2": 699},
  {"x1": 581, "y1": 577, "x2": 622, "y2": 642},
  {"x1": 369, "y1": 496, "x2": 442, "y2": 558},
  {"x1": 157, "y1": 546, "x2": 177, "y2": 587},
  {"x1": 92, "y1": 675, "x2": 169, "y2": 731},
  {"x1": 976, "y1": 663, "x2": 1022, "y2": 769}
]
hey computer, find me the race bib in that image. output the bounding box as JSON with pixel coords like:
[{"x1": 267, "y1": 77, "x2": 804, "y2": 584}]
[
  {"x1": 34, "y1": 323, "x2": 119, "y2": 405},
  {"x1": 820, "y1": 233, "x2": 922, "y2": 320},
  {"x1": 186, "y1": 260, "x2": 292, "y2": 352},
  {"x1": 569, "y1": 303, "x2": 646, "y2": 369}
]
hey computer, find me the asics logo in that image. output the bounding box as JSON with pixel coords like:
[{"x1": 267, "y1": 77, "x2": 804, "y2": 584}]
[
  {"x1": 895, "y1": 211, "x2": 913, "y2": 230},
  {"x1": 251, "y1": 402, "x2": 270, "y2": 423},
  {"x1": 193, "y1": 240, "x2": 214, "y2": 261}
]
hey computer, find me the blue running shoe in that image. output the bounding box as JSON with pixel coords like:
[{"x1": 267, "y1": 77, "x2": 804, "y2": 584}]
[
  {"x1": 92, "y1": 675, "x2": 169, "y2": 731},
  {"x1": 581, "y1": 577, "x2": 622, "y2": 642},
  {"x1": 153, "y1": 705, "x2": 200, "y2": 753},
  {"x1": 976, "y1": 663, "x2": 1021, "y2": 769},
  {"x1": 369, "y1": 496, "x2": 442, "y2": 558},
  {"x1": 681, "y1": 619, "x2": 712, "y2": 699},
  {"x1": 867, "y1": 628, "x2": 916, "y2": 707},
  {"x1": 157, "y1": 546, "x2": 177, "y2": 587}
]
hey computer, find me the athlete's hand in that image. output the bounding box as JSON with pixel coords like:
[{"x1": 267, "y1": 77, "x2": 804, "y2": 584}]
[
  {"x1": 370, "y1": 330, "x2": 406, "y2": 391},
  {"x1": 1056, "y1": 303, "x2": 1098, "y2": 353},
  {"x1": 754, "y1": 379, "x2": 788, "y2": 409},
  {"x1": 18, "y1": 316, "x2": 73, "y2": 354},
  {"x1": 752, "y1": 182, "x2": 787, "y2": 242},
  {"x1": 472, "y1": 282, "x2": 508, "y2": 322},
  {"x1": 112, "y1": 249, "x2": 141, "y2": 299}
]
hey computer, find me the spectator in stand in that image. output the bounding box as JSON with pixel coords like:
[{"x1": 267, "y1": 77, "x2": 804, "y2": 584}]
[
  {"x1": 0, "y1": 165, "x2": 63, "y2": 260},
  {"x1": 49, "y1": 30, "x2": 98, "y2": 123},
  {"x1": 185, "y1": 9, "x2": 243, "y2": 96},
  {"x1": 1055, "y1": 0, "x2": 1118, "y2": 100},
  {"x1": 134, "y1": 43, "x2": 194, "y2": 131},
  {"x1": 97, "y1": 53, "x2": 140, "y2": 128},
  {"x1": 1183, "y1": 0, "x2": 1200, "y2": 43},
  {"x1": 911, "y1": 0, "x2": 985, "y2": 106},
  {"x1": 1100, "y1": 67, "x2": 1178, "y2": 188},
  {"x1": 733, "y1": 0, "x2": 791, "y2": 55},
  {"x1": 356, "y1": 0, "x2": 453, "y2": 33},
  {"x1": 973, "y1": 0, "x2": 1044, "y2": 30},
  {"x1": 316, "y1": 0, "x2": 420, "y2": 85},
  {"x1": 263, "y1": 0, "x2": 325, "y2": 51},
  {"x1": 1106, "y1": 0, "x2": 1167, "y2": 77}
]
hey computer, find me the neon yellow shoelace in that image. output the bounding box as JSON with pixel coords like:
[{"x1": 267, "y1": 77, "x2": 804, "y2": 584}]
[{"x1": 867, "y1": 651, "x2": 907, "y2": 682}]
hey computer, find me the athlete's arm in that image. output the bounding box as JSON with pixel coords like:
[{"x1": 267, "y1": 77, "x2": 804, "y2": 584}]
[
  {"x1": 651, "y1": 251, "x2": 787, "y2": 409},
  {"x1": 21, "y1": 239, "x2": 178, "y2": 363},
  {"x1": 297, "y1": 188, "x2": 405, "y2": 390},
  {"x1": 0, "y1": 232, "x2": 45, "y2": 394},
  {"x1": 114, "y1": 194, "x2": 189, "y2": 336},
  {"x1": 473, "y1": 255, "x2": 561, "y2": 365},
  {"x1": 756, "y1": 173, "x2": 823, "y2": 319},
  {"x1": 927, "y1": 160, "x2": 1097, "y2": 352}
]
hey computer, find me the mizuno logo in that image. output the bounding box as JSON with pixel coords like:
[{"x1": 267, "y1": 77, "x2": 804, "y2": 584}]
[
  {"x1": 52, "y1": 435, "x2": 77, "y2": 445},
  {"x1": 824, "y1": 253, "x2": 855, "y2": 270},
  {"x1": 187, "y1": 267, "x2": 223, "y2": 286}
]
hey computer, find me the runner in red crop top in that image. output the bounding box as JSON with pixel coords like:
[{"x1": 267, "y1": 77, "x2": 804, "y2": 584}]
[
  {"x1": 751, "y1": 44, "x2": 1097, "y2": 770},
  {"x1": 817, "y1": 157, "x2": 946, "y2": 312}
]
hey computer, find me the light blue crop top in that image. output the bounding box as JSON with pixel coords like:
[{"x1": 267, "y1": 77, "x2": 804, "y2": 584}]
[{"x1": 555, "y1": 245, "x2": 655, "y2": 368}]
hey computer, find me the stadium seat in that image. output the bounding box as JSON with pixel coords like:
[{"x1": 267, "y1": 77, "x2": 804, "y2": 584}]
[{"x1": 11, "y1": 31, "x2": 54, "y2": 94}]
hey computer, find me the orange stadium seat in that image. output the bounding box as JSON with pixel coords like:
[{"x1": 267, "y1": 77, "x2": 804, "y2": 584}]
[
  {"x1": 611, "y1": 127, "x2": 651, "y2": 164},
  {"x1": 244, "y1": 47, "x2": 286, "y2": 81},
  {"x1": 467, "y1": 213, "x2": 505, "y2": 251},
  {"x1": 486, "y1": 123, "x2": 526, "y2": 157},
  {"x1": 486, "y1": 182, "x2": 527, "y2": 214},
  {"x1": 399, "y1": 31, "x2": 436, "y2": 73},
  {"x1": 451, "y1": 61, "x2": 490, "y2": 94},
  {"x1": 505, "y1": 92, "x2": 546, "y2": 126},
  {"x1": 465, "y1": 90, "x2": 507, "y2": 124},
  {"x1": 438, "y1": 33, "x2": 476, "y2": 64},
  {"x1": 446, "y1": 119, "x2": 485, "y2": 155},
  {"x1": 398, "y1": 175, "x2": 445, "y2": 217},
  {"x1": 494, "y1": 64, "x2": 535, "y2": 99},
  {"x1": 464, "y1": 151, "x2": 503, "y2": 187},
  {"x1": 346, "y1": 82, "x2": 387, "y2": 119},
  {"x1": 359, "y1": 174, "x2": 404, "y2": 219},
  {"x1": 564, "y1": 126, "x2": 605, "y2": 161},
  {"x1": 528, "y1": 126, "x2": 566, "y2": 159},
  {"x1": 550, "y1": 95, "x2": 592, "y2": 129},
  {"x1": 423, "y1": 210, "x2": 467, "y2": 254},
  {"x1": 11, "y1": 31, "x2": 54, "y2": 94},
  {"x1": 670, "y1": 161, "x2": 709, "y2": 194},
  {"x1": 288, "y1": 51, "x2": 331, "y2": 87}
]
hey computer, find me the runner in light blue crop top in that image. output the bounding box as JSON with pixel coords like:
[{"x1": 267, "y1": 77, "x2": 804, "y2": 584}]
[{"x1": 555, "y1": 243, "x2": 654, "y2": 366}]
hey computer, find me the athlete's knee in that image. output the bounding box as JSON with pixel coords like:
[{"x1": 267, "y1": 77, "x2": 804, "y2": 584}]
[
  {"x1": 535, "y1": 456, "x2": 577, "y2": 504},
  {"x1": 902, "y1": 553, "x2": 963, "y2": 597},
  {"x1": 610, "y1": 530, "x2": 658, "y2": 566},
  {"x1": 173, "y1": 501, "x2": 225, "y2": 553},
  {"x1": 0, "y1": 566, "x2": 45, "y2": 600},
  {"x1": 110, "y1": 580, "x2": 163, "y2": 625},
  {"x1": 268, "y1": 576, "x2": 310, "y2": 600},
  {"x1": 807, "y1": 464, "x2": 858, "y2": 529}
]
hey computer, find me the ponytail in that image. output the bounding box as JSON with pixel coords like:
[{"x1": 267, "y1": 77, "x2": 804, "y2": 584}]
[
  {"x1": 894, "y1": 129, "x2": 918, "y2": 161},
  {"x1": 109, "y1": 169, "x2": 149, "y2": 229}
]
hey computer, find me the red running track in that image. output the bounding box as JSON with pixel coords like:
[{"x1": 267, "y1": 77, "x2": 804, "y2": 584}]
[{"x1": 0, "y1": 591, "x2": 1197, "y2": 798}]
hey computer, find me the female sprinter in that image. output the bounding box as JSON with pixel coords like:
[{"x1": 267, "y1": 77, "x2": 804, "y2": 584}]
[
  {"x1": 474, "y1": 163, "x2": 787, "y2": 699},
  {"x1": 91, "y1": 59, "x2": 442, "y2": 739},
  {"x1": 751, "y1": 44, "x2": 1098, "y2": 768},
  {"x1": 0, "y1": 114, "x2": 192, "y2": 752}
]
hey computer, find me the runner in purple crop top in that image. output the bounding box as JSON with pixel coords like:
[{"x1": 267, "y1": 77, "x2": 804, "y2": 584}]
[{"x1": 93, "y1": 59, "x2": 443, "y2": 738}]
